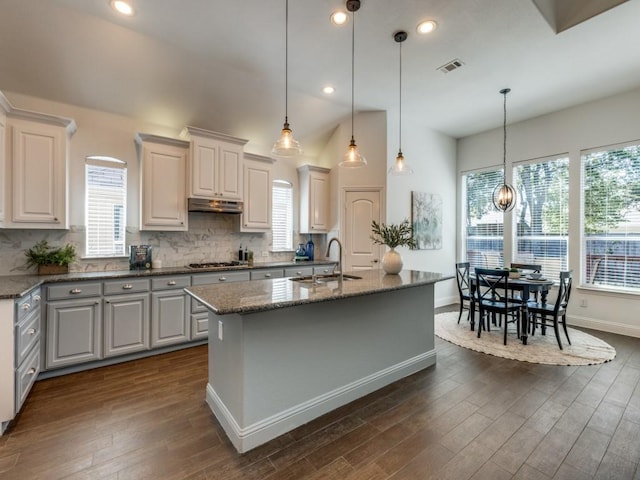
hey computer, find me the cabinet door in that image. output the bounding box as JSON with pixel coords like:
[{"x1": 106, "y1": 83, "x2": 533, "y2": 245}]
[
  {"x1": 309, "y1": 173, "x2": 329, "y2": 231},
  {"x1": 104, "y1": 293, "x2": 150, "y2": 357},
  {"x1": 0, "y1": 110, "x2": 5, "y2": 222},
  {"x1": 190, "y1": 136, "x2": 218, "y2": 198},
  {"x1": 190, "y1": 312, "x2": 208, "y2": 340},
  {"x1": 46, "y1": 298, "x2": 102, "y2": 369},
  {"x1": 241, "y1": 161, "x2": 271, "y2": 231},
  {"x1": 11, "y1": 119, "x2": 66, "y2": 227},
  {"x1": 141, "y1": 142, "x2": 187, "y2": 231},
  {"x1": 218, "y1": 144, "x2": 243, "y2": 200},
  {"x1": 151, "y1": 290, "x2": 190, "y2": 348}
]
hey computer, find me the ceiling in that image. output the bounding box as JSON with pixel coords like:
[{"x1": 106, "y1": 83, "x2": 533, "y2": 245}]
[{"x1": 1, "y1": 0, "x2": 639, "y2": 159}]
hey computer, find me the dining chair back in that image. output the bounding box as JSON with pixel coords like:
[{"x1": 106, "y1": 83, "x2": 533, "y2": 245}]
[
  {"x1": 455, "y1": 262, "x2": 474, "y2": 324},
  {"x1": 510, "y1": 263, "x2": 542, "y2": 273},
  {"x1": 527, "y1": 270, "x2": 573, "y2": 349},
  {"x1": 474, "y1": 268, "x2": 522, "y2": 345}
]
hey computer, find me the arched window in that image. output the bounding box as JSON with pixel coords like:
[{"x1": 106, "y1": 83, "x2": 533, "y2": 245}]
[
  {"x1": 272, "y1": 180, "x2": 293, "y2": 251},
  {"x1": 85, "y1": 156, "x2": 127, "y2": 257}
]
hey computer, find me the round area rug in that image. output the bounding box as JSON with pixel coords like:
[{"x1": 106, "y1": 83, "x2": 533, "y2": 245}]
[{"x1": 435, "y1": 311, "x2": 616, "y2": 366}]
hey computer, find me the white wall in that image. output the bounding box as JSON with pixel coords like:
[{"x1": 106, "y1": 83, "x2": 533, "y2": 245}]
[
  {"x1": 386, "y1": 114, "x2": 459, "y2": 307},
  {"x1": 458, "y1": 86, "x2": 640, "y2": 337}
]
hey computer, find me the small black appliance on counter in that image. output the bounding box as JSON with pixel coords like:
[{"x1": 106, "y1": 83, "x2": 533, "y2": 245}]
[{"x1": 129, "y1": 245, "x2": 152, "y2": 270}]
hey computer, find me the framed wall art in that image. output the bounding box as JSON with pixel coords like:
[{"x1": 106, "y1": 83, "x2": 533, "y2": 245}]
[{"x1": 411, "y1": 191, "x2": 442, "y2": 250}]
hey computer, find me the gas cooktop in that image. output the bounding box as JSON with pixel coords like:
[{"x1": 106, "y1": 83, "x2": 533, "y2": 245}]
[{"x1": 186, "y1": 261, "x2": 248, "y2": 270}]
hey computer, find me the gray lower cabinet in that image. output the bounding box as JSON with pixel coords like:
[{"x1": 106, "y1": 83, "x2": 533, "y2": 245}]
[
  {"x1": 284, "y1": 266, "x2": 314, "y2": 277},
  {"x1": 14, "y1": 287, "x2": 41, "y2": 414},
  {"x1": 46, "y1": 297, "x2": 102, "y2": 369},
  {"x1": 250, "y1": 268, "x2": 284, "y2": 280},
  {"x1": 151, "y1": 290, "x2": 190, "y2": 348},
  {"x1": 103, "y1": 279, "x2": 150, "y2": 358},
  {"x1": 103, "y1": 293, "x2": 150, "y2": 357}
]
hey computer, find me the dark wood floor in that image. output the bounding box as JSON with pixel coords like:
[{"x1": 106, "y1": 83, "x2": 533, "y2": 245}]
[{"x1": 1, "y1": 306, "x2": 640, "y2": 480}]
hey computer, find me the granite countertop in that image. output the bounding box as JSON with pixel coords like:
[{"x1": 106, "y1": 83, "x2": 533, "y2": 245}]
[
  {"x1": 0, "y1": 260, "x2": 335, "y2": 300},
  {"x1": 185, "y1": 269, "x2": 453, "y2": 315}
]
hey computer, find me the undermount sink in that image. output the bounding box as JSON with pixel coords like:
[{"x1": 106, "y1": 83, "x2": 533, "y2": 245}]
[{"x1": 289, "y1": 273, "x2": 362, "y2": 284}]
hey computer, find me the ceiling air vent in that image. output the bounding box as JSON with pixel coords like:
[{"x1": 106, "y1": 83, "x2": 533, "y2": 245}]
[{"x1": 438, "y1": 58, "x2": 464, "y2": 74}]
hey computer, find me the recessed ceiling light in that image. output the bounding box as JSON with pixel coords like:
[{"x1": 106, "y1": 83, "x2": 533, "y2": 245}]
[
  {"x1": 416, "y1": 20, "x2": 437, "y2": 34},
  {"x1": 330, "y1": 10, "x2": 348, "y2": 26},
  {"x1": 110, "y1": 0, "x2": 134, "y2": 16},
  {"x1": 322, "y1": 86, "x2": 335, "y2": 95}
]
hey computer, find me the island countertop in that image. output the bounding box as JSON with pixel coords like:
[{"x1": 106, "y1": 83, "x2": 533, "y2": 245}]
[{"x1": 185, "y1": 269, "x2": 453, "y2": 315}]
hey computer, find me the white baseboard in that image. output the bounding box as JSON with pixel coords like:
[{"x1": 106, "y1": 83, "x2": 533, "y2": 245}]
[
  {"x1": 436, "y1": 295, "x2": 459, "y2": 308},
  {"x1": 568, "y1": 314, "x2": 640, "y2": 338},
  {"x1": 206, "y1": 349, "x2": 437, "y2": 453}
]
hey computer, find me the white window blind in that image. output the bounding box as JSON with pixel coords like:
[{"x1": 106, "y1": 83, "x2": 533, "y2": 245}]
[
  {"x1": 86, "y1": 157, "x2": 127, "y2": 258},
  {"x1": 514, "y1": 156, "x2": 569, "y2": 280},
  {"x1": 462, "y1": 168, "x2": 505, "y2": 270},
  {"x1": 272, "y1": 180, "x2": 293, "y2": 251},
  {"x1": 582, "y1": 142, "x2": 640, "y2": 291}
]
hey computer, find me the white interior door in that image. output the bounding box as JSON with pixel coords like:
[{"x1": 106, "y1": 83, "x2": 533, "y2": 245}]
[{"x1": 344, "y1": 189, "x2": 382, "y2": 271}]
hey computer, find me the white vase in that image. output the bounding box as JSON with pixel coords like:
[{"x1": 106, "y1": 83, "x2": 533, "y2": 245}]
[{"x1": 381, "y1": 247, "x2": 403, "y2": 274}]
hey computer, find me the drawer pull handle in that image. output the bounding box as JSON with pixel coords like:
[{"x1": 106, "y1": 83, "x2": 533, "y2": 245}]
[
  {"x1": 70, "y1": 288, "x2": 82, "y2": 294},
  {"x1": 27, "y1": 368, "x2": 36, "y2": 375},
  {"x1": 168, "y1": 281, "x2": 177, "y2": 286},
  {"x1": 122, "y1": 284, "x2": 133, "y2": 290},
  {"x1": 33, "y1": 295, "x2": 41, "y2": 302},
  {"x1": 219, "y1": 277, "x2": 227, "y2": 282},
  {"x1": 21, "y1": 303, "x2": 31, "y2": 311},
  {"x1": 27, "y1": 328, "x2": 36, "y2": 336},
  {"x1": 265, "y1": 273, "x2": 272, "y2": 278},
  {"x1": 296, "y1": 271, "x2": 302, "y2": 275}
]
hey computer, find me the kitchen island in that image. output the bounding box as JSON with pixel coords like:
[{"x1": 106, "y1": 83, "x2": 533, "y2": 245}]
[{"x1": 185, "y1": 269, "x2": 451, "y2": 453}]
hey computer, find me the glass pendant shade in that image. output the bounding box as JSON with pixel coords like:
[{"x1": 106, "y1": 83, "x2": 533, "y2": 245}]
[
  {"x1": 272, "y1": 121, "x2": 302, "y2": 157},
  {"x1": 492, "y1": 87, "x2": 517, "y2": 212},
  {"x1": 388, "y1": 151, "x2": 413, "y2": 175},
  {"x1": 492, "y1": 183, "x2": 516, "y2": 212},
  {"x1": 340, "y1": 137, "x2": 367, "y2": 168},
  {"x1": 272, "y1": 0, "x2": 302, "y2": 158}
]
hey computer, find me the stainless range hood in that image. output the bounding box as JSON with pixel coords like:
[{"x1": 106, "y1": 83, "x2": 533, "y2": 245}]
[{"x1": 188, "y1": 198, "x2": 243, "y2": 214}]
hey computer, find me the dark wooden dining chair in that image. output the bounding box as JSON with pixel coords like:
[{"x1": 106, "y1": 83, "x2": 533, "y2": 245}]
[
  {"x1": 455, "y1": 262, "x2": 474, "y2": 324},
  {"x1": 474, "y1": 268, "x2": 522, "y2": 345},
  {"x1": 527, "y1": 270, "x2": 573, "y2": 350},
  {"x1": 510, "y1": 263, "x2": 542, "y2": 273}
]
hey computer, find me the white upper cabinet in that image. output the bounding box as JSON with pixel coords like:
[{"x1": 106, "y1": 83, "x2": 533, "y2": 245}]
[
  {"x1": 136, "y1": 133, "x2": 189, "y2": 231},
  {"x1": 0, "y1": 93, "x2": 8, "y2": 223},
  {"x1": 241, "y1": 153, "x2": 275, "y2": 232},
  {"x1": 182, "y1": 126, "x2": 248, "y2": 201},
  {"x1": 1, "y1": 96, "x2": 76, "y2": 229},
  {"x1": 298, "y1": 165, "x2": 331, "y2": 234}
]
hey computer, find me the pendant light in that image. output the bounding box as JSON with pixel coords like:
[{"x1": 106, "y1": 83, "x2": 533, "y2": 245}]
[
  {"x1": 388, "y1": 31, "x2": 413, "y2": 176},
  {"x1": 272, "y1": 0, "x2": 303, "y2": 158},
  {"x1": 492, "y1": 88, "x2": 517, "y2": 212},
  {"x1": 339, "y1": 0, "x2": 367, "y2": 168}
]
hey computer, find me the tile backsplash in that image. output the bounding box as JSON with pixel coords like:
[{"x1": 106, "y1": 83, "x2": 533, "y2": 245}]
[{"x1": 1, "y1": 212, "x2": 324, "y2": 276}]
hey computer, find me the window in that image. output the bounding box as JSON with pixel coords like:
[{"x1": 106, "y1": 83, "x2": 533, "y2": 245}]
[
  {"x1": 582, "y1": 142, "x2": 640, "y2": 291},
  {"x1": 514, "y1": 156, "x2": 569, "y2": 280},
  {"x1": 272, "y1": 180, "x2": 293, "y2": 251},
  {"x1": 85, "y1": 157, "x2": 127, "y2": 258},
  {"x1": 462, "y1": 168, "x2": 505, "y2": 269}
]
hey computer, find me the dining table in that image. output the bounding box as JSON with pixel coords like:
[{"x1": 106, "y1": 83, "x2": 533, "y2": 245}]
[{"x1": 470, "y1": 274, "x2": 555, "y2": 345}]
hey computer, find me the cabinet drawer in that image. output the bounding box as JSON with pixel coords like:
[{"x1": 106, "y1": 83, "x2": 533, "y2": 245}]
[
  {"x1": 191, "y1": 271, "x2": 250, "y2": 312},
  {"x1": 47, "y1": 282, "x2": 102, "y2": 300},
  {"x1": 191, "y1": 271, "x2": 251, "y2": 286},
  {"x1": 15, "y1": 288, "x2": 41, "y2": 324},
  {"x1": 104, "y1": 279, "x2": 150, "y2": 295},
  {"x1": 313, "y1": 265, "x2": 335, "y2": 275},
  {"x1": 284, "y1": 266, "x2": 314, "y2": 277},
  {"x1": 151, "y1": 275, "x2": 190, "y2": 291},
  {"x1": 15, "y1": 346, "x2": 40, "y2": 414},
  {"x1": 250, "y1": 268, "x2": 284, "y2": 280},
  {"x1": 16, "y1": 309, "x2": 41, "y2": 366},
  {"x1": 191, "y1": 313, "x2": 209, "y2": 340}
]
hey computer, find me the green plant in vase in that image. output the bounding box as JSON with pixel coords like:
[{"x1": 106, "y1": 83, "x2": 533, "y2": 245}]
[
  {"x1": 370, "y1": 219, "x2": 416, "y2": 274},
  {"x1": 24, "y1": 240, "x2": 77, "y2": 275}
]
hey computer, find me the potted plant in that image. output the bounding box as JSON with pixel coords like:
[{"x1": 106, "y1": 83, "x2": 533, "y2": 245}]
[
  {"x1": 370, "y1": 219, "x2": 416, "y2": 274},
  {"x1": 24, "y1": 240, "x2": 77, "y2": 275}
]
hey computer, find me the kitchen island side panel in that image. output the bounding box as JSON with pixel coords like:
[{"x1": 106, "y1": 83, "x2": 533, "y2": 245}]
[{"x1": 206, "y1": 284, "x2": 435, "y2": 451}]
